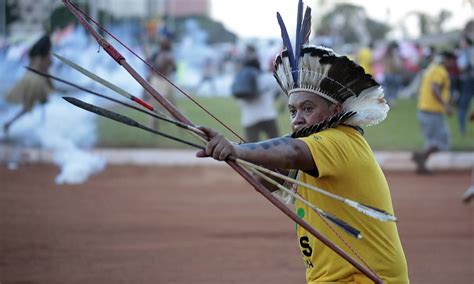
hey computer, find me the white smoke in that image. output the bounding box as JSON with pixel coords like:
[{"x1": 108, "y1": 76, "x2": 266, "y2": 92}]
[
  {"x1": 0, "y1": 19, "x2": 284, "y2": 185},
  {"x1": 0, "y1": 25, "x2": 145, "y2": 185}
]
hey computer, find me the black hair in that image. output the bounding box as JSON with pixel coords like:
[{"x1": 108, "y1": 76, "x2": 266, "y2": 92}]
[
  {"x1": 244, "y1": 58, "x2": 261, "y2": 70},
  {"x1": 440, "y1": 50, "x2": 456, "y2": 60},
  {"x1": 464, "y1": 36, "x2": 473, "y2": 46},
  {"x1": 28, "y1": 35, "x2": 51, "y2": 59},
  {"x1": 388, "y1": 41, "x2": 399, "y2": 51},
  {"x1": 246, "y1": 44, "x2": 256, "y2": 53}
]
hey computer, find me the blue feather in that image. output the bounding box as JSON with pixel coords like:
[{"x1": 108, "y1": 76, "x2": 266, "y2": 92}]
[
  {"x1": 294, "y1": 0, "x2": 304, "y2": 81},
  {"x1": 301, "y1": 7, "x2": 312, "y2": 45},
  {"x1": 276, "y1": 12, "x2": 297, "y2": 84}
]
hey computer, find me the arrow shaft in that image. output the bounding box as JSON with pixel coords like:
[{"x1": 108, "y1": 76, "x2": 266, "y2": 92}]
[
  {"x1": 28, "y1": 67, "x2": 206, "y2": 139},
  {"x1": 63, "y1": 97, "x2": 204, "y2": 150}
]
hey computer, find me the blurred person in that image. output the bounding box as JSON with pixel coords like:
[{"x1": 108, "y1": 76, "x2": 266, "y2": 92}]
[
  {"x1": 232, "y1": 55, "x2": 279, "y2": 142},
  {"x1": 382, "y1": 41, "x2": 403, "y2": 105},
  {"x1": 398, "y1": 45, "x2": 435, "y2": 99},
  {"x1": 462, "y1": 169, "x2": 474, "y2": 203},
  {"x1": 243, "y1": 44, "x2": 259, "y2": 62},
  {"x1": 195, "y1": 58, "x2": 217, "y2": 94},
  {"x1": 412, "y1": 51, "x2": 457, "y2": 174},
  {"x1": 197, "y1": 3, "x2": 408, "y2": 281},
  {"x1": 456, "y1": 36, "x2": 474, "y2": 136},
  {"x1": 146, "y1": 36, "x2": 176, "y2": 130},
  {"x1": 266, "y1": 43, "x2": 288, "y2": 113},
  {"x1": 462, "y1": 111, "x2": 474, "y2": 203},
  {"x1": 356, "y1": 42, "x2": 374, "y2": 75},
  {"x1": 3, "y1": 35, "x2": 53, "y2": 135},
  {"x1": 419, "y1": 46, "x2": 436, "y2": 70},
  {"x1": 447, "y1": 47, "x2": 461, "y2": 103}
]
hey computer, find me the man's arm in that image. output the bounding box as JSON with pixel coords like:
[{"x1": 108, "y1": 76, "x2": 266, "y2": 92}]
[
  {"x1": 431, "y1": 83, "x2": 452, "y2": 115},
  {"x1": 196, "y1": 126, "x2": 316, "y2": 172}
]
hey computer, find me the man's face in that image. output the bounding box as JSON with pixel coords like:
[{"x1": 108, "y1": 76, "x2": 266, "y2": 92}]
[
  {"x1": 288, "y1": 91, "x2": 340, "y2": 132},
  {"x1": 443, "y1": 56, "x2": 456, "y2": 69}
]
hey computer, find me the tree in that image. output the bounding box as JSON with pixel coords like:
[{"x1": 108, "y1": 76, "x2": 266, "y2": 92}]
[
  {"x1": 316, "y1": 3, "x2": 390, "y2": 45},
  {"x1": 435, "y1": 9, "x2": 452, "y2": 34},
  {"x1": 6, "y1": 0, "x2": 20, "y2": 27},
  {"x1": 174, "y1": 15, "x2": 237, "y2": 44},
  {"x1": 49, "y1": 4, "x2": 114, "y2": 35},
  {"x1": 401, "y1": 10, "x2": 451, "y2": 37}
]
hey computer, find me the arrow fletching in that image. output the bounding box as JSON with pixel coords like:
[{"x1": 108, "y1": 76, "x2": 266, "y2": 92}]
[
  {"x1": 320, "y1": 211, "x2": 362, "y2": 240},
  {"x1": 345, "y1": 200, "x2": 397, "y2": 222}
]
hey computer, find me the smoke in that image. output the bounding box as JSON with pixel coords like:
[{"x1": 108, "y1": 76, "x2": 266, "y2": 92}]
[
  {"x1": 1, "y1": 19, "x2": 284, "y2": 184},
  {"x1": 0, "y1": 25, "x2": 145, "y2": 185}
]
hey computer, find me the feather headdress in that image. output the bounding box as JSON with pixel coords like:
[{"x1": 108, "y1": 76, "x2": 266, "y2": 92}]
[{"x1": 273, "y1": 0, "x2": 389, "y2": 130}]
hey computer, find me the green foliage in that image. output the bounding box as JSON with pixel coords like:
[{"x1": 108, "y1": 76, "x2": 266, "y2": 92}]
[
  {"x1": 49, "y1": 4, "x2": 115, "y2": 33},
  {"x1": 174, "y1": 15, "x2": 237, "y2": 44},
  {"x1": 50, "y1": 6, "x2": 77, "y2": 30},
  {"x1": 6, "y1": 1, "x2": 20, "y2": 26},
  {"x1": 97, "y1": 96, "x2": 474, "y2": 151},
  {"x1": 317, "y1": 3, "x2": 390, "y2": 43},
  {"x1": 365, "y1": 18, "x2": 391, "y2": 42},
  {"x1": 364, "y1": 98, "x2": 474, "y2": 151}
]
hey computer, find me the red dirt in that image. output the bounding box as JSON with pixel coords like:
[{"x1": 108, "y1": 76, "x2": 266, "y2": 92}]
[{"x1": 1, "y1": 165, "x2": 472, "y2": 283}]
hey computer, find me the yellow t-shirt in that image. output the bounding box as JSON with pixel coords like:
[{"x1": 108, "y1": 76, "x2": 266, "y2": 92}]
[
  {"x1": 417, "y1": 64, "x2": 450, "y2": 113},
  {"x1": 296, "y1": 126, "x2": 409, "y2": 284},
  {"x1": 357, "y1": 47, "x2": 373, "y2": 75}
]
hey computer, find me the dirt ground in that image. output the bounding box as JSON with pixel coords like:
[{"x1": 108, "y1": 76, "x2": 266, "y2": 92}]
[{"x1": 0, "y1": 164, "x2": 472, "y2": 283}]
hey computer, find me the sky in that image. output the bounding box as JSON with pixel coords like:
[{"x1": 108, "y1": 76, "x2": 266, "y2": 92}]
[{"x1": 209, "y1": 0, "x2": 474, "y2": 39}]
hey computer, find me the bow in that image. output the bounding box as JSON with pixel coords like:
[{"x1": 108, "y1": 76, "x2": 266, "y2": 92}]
[
  {"x1": 30, "y1": 63, "x2": 388, "y2": 240},
  {"x1": 61, "y1": 1, "x2": 383, "y2": 282}
]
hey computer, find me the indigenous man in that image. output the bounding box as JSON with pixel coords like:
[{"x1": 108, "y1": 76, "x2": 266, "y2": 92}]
[
  {"x1": 3, "y1": 35, "x2": 53, "y2": 134},
  {"x1": 196, "y1": 2, "x2": 409, "y2": 283}
]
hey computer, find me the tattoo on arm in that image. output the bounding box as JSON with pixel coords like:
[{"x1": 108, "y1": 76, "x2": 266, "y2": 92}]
[
  {"x1": 242, "y1": 143, "x2": 257, "y2": 150},
  {"x1": 241, "y1": 137, "x2": 292, "y2": 151}
]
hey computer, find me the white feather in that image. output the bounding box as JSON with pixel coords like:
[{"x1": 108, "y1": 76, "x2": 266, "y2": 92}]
[{"x1": 342, "y1": 86, "x2": 389, "y2": 127}]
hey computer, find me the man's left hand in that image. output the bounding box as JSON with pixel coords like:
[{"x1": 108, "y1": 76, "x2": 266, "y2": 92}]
[{"x1": 195, "y1": 126, "x2": 236, "y2": 161}]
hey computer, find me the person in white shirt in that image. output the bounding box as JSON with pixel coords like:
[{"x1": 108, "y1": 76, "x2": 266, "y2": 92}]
[{"x1": 238, "y1": 63, "x2": 279, "y2": 142}]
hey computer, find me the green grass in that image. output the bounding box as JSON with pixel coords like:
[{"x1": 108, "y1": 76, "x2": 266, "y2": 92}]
[
  {"x1": 97, "y1": 96, "x2": 474, "y2": 151},
  {"x1": 364, "y1": 99, "x2": 474, "y2": 151}
]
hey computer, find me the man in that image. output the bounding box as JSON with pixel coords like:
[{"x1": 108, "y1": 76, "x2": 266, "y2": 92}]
[
  {"x1": 462, "y1": 111, "x2": 474, "y2": 203},
  {"x1": 3, "y1": 34, "x2": 53, "y2": 134},
  {"x1": 382, "y1": 41, "x2": 403, "y2": 105},
  {"x1": 456, "y1": 36, "x2": 474, "y2": 136},
  {"x1": 412, "y1": 51, "x2": 457, "y2": 174},
  {"x1": 146, "y1": 36, "x2": 176, "y2": 130},
  {"x1": 196, "y1": 3, "x2": 409, "y2": 282},
  {"x1": 463, "y1": 168, "x2": 474, "y2": 203},
  {"x1": 233, "y1": 47, "x2": 279, "y2": 142}
]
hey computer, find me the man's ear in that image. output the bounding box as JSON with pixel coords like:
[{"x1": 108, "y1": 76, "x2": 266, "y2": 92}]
[{"x1": 332, "y1": 103, "x2": 343, "y2": 115}]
